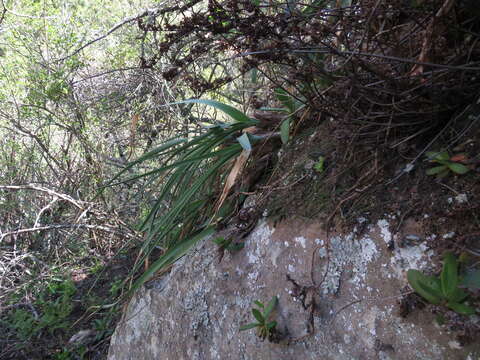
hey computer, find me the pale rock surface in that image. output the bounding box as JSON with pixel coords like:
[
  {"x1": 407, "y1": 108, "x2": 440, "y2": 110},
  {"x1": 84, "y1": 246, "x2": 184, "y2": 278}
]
[{"x1": 108, "y1": 217, "x2": 479, "y2": 360}]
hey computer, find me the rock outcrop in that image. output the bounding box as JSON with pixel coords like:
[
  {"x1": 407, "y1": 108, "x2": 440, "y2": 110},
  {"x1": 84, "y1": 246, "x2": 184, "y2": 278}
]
[{"x1": 108, "y1": 216, "x2": 479, "y2": 360}]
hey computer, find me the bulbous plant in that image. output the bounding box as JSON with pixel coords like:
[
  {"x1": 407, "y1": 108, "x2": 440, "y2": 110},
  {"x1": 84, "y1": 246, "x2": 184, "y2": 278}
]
[
  {"x1": 240, "y1": 296, "x2": 279, "y2": 341},
  {"x1": 407, "y1": 253, "x2": 476, "y2": 315}
]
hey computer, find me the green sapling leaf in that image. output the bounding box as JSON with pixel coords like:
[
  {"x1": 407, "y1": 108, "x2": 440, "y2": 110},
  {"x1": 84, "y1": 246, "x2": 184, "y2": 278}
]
[
  {"x1": 274, "y1": 88, "x2": 296, "y2": 113},
  {"x1": 254, "y1": 300, "x2": 264, "y2": 308},
  {"x1": 263, "y1": 296, "x2": 278, "y2": 319},
  {"x1": 239, "y1": 322, "x2": 261, "y2": 331},
  {"x1": 252, "y1": 308, "x2": 264, "y2": 323},
  {"x1": 212, "y1": 237, "x2": 227, "y2": 246},
  {"x1": 250, "y1": 67, "x2": 258, "y2": 83},
  {"x1": 314, "y1": 156, "x2": 325, "y2": 173}
]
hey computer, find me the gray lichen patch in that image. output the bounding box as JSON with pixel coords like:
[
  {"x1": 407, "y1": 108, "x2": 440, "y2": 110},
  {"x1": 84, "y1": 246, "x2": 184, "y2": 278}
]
[{"x1": 108, "y1": 216, "x2": 480, "y2": 360}]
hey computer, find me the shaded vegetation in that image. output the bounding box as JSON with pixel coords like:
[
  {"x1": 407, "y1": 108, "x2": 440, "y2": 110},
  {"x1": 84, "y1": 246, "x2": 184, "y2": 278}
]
[{"x1": 0, "y1": 0, "x2": 479, "y2": 358}]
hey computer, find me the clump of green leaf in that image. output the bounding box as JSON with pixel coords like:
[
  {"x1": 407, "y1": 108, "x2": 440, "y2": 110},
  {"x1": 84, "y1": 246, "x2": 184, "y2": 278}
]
[
  {"x1": 107, "y1": 99, "x2": 258, "y2": 295},
  {"x1": 5, "y1": 278, "x2": 77, "y2": 341},
  {"x1": 407, "y1": 253, "x2": 476, "y2": 315},
  {"x1": 425, "y1": 151, "x2": 470, "y2": 178},
  {"x1": 212, "y1": 236, "x2": 244, "y2": 252},
  {"x1": 240, "y1": 296, "x2": 279, "y2": 341}
]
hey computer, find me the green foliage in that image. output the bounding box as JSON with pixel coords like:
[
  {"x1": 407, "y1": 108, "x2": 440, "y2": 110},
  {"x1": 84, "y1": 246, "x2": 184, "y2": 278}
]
[
  {"x1": 313, "y1": 156, "x2": 325, "y2": 173},
  {"x1": 274, "y1": 88, "x2": 305, "y2": 144},
  {"x1": 240, "y1": 296, "x2": 279, "y2": 341},
  {"x1": 212, "y1": 236, "x2": 244, "y2": 252},
  {"x1": 109, "y1": 99, "x2": 257, "y2": 295},
  {"x1": 8, "y1": 308, "x2": 37, "y2": 340},
  {"x1": 407, "y1": 253, "x2": 476, "y2": 315},
  {"x1": 425, "y1": 151, "x2": 470, "y2": 178},
  {"x1": 7, "y1": 278, "x2": 77, "y2": 341},
  {"x1": 92, "y1": 317, "x2": 114, "y2": 341},
  {"x1": 109, "y1": 279, "x2": 124, "y2": 298}
]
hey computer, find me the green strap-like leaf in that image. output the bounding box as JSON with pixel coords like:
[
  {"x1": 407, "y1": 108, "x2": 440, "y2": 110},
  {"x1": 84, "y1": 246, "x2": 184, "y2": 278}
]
[
  {"x1": 169, "y1": 99, "x2": 256, "y2": 123},
  {"x1": 252, "y1": 308, "x2": 265, "y2": 323},
  {"x1": 441, "y1": 252, "x2": 459, "y2": 299},
  {"x1": 407, "y1": 269, "x2": 442, "y2": 305},
  {"x1": 239, "y1": 322, "x2": 261, "y2": 331},
  {"x1": 100, "y1": 137, "x2": 187, "y2": 188},
  {"x1": 280, "y1": 119, "x2": 290, "y2": 144},
  {"x1": 274, "y1": 88, "x2": 296, "y2": 113},
  {"x1": 447, "y1": 302, "x2": 476, "y2": 315},
  {"x1": 254, "y1": 300, "x2": 264, "y2": 308},
  {"x1": 263, "y1": 295, "x2": 278, "y2": 319},
  {"x1": 127, "y1": 226, "x2": 215, "y2": 295}
]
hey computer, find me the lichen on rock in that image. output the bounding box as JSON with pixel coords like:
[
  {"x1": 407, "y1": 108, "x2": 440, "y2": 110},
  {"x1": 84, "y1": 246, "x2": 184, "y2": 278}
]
[{"x1": 108, "y1": 217, "x2": 479, "y2": 360}]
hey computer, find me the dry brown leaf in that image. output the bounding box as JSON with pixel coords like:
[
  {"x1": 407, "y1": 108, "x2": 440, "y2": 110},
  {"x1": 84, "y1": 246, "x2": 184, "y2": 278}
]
[
  {"x1": 214, "y1": 148, "x2": 251, "y2": 214},
  {"x1": 243, "y1": 126, "x2": 259, "y2": 134}
]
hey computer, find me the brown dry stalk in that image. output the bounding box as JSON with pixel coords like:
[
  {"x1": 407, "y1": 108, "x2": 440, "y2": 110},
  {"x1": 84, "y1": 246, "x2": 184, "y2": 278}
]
[
  {"x1": 214, "y1": 148, "x2": 251, "y2": 214},
  {"x1": 410, "y1": 0, "x2": 456, "y2": 76}
]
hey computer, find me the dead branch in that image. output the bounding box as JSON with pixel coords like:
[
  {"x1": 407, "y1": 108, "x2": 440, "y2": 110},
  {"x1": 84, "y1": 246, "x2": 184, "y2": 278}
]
[
  {"x1": 0, "y1": 223, "x2": 136, "y2": 243},
  {"x1": 230, "y1": 48, "x2": 480, "y2": 72},
  {"x1": 0, "y1": 184, "x2": 84, "y2": 209}
]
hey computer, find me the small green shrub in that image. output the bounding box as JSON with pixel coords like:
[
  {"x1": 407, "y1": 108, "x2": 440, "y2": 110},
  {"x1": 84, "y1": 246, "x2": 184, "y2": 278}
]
[
  {"x1": 7, "y1": 278, "x2": 77, "y2": 341},
  {"x1": 240, "y1": 296, "x2": 279, "y2": 341},
  {"x1": 407, "y1": 253, "x2": 476, "y2": 315},
  {"x1": 425, "y1": 151, "x2": 470, "y2": 178},
  {"x1": 8, "y1": 308, "x2": 37, "y2": 340}
]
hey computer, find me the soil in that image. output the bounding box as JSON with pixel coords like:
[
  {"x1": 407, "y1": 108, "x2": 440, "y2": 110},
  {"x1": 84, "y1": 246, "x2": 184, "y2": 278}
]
[
  {"x1": 254, "y1": 109, "x2": 480, "y2": 344},
  {"x1": 261, "y1": 110, "x2": 480, "y2": 238}
]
